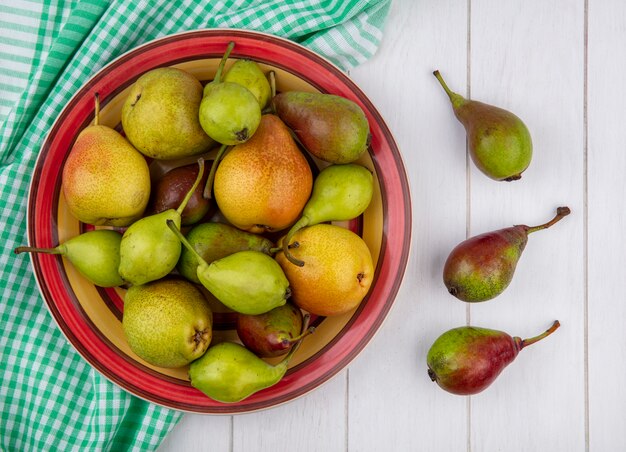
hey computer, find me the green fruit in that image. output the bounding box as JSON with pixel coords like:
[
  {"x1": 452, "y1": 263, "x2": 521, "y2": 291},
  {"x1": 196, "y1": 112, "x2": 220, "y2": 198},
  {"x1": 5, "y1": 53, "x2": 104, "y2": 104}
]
[
  {"x1": 282, "y1": 163, "x2": 374, "y2": 266},
  {"x1": 121, "y1": 67, "x2": 213, "y2": 160},
  {"x1": 168, "y1": 221, "x2": 290, "y2": 315},
  {"x1": 119, "y1": 160, "x2": 205, "y2": 285},
  {"x1": 223, "y1": 59, "x2": 271, "y2": 108},
  {"x1": 199, "y1": 41, "x2": 261, "y2": 145},
  {"x1": 15, "y1": 229, "x2": 124, "y2": 287},
  {"x1": 443, "y1": 207, "x2": 571, "y2": 302},
  {"x1": 272, "y1": 91, "x2": 370, "y2": 164},
  {"x1": 433, "y1": 70, "x2": 532, "y2": 181},
  {"x1": 123, "y1": 279, "x2": 213, "y2": 368},
  {"x1": 189, "y1": 314, "x2": 310, "y2": 402},
  {"x1": 177, "y1": 222, "x2": 274, "y2": 284}
]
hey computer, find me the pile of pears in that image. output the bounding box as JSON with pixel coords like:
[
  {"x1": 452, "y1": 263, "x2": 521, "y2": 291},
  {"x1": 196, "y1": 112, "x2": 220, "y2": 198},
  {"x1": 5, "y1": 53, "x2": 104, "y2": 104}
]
[
  {"x1": 426, "y1": 70, "x2": 571, "y2": 396},
  {"x1": 15, "y1": 42, "x2": 377, "y2": 404}
]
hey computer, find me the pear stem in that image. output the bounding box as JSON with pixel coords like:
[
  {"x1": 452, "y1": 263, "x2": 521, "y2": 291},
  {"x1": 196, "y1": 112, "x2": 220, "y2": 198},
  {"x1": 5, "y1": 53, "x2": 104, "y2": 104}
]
[
  {"x1": 433, "y1": 70, "x2": 457, "y2": 102},
  {"x1": 203, "y1": 144, "x2": 228, "y2": 199},
  {"x1": 176, "y1": 158, "x2": 205, "y2": 216},
  {"x1": 283, "y1": 325, "x2": 316, "y2": 345},
  {"x1": 214, "y1": 41, "x2": 235, "y2": 84},
  {"x1": 14, "y1": 246, "x2": 62, "y2": 255},
  {"x1": 94, "y1": 92, "x2": 100, "y2": 126},
  {"x1": 282, "y1": 216, "x2": 310, "y2": 267},
  {"x1": 281, "y1": 313, "x2": 311, "y2": 366},
  {"x1": 525, "y1": 207, "x2": 571, "y2": 234},
  {"x1": 519, "y1": 320, "x2": 560, "y2": 350},
  {"x1": 269, "y1": 70, "x2": 276, "y2": 99},
  {"x1": 166, "y1": 219, "x2": 208, "y2": 265}
]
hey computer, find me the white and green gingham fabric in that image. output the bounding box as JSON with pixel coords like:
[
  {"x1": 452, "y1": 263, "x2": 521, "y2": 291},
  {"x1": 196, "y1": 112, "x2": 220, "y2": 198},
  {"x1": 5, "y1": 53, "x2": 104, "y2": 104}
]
[{"x1": 0, "y1": 1, "x2": 390, "y2": 450}]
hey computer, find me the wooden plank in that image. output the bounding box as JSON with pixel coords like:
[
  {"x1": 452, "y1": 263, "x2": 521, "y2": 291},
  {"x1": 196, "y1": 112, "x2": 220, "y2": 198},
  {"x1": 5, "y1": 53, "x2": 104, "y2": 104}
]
[
  {"x1": 347, "y1": 0, "x2": 469, "y2": 450},
  {"x1": 159, "y1": 414, "x2": 231, "y2": 451},
  {"x1": 587, "y1": 1, "x2": 626, "y2": 450},
  {"x1": 468, "y1": 1, "x2": 585, "y2": 451},
  {"x1": 233, "y1": 371, "x2": 347, "y2": 451}
]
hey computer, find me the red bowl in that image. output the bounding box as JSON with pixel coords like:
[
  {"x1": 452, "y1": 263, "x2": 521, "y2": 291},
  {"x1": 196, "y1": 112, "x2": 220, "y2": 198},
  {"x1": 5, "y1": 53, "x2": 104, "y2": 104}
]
[{"x1": 27, "y1": 29, "x2": 411, "y2": 413}]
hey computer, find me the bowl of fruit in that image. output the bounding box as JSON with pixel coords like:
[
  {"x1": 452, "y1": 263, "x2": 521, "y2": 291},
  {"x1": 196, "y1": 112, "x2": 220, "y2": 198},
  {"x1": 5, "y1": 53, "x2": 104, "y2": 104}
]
[{"x1": 21, "y1": 29, "x2": 411, "y2": 413}]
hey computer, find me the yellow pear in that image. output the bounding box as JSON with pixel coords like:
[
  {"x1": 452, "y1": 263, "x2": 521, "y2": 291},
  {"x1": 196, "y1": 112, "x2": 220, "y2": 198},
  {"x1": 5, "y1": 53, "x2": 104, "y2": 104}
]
[
  {"x1": 213, "y1": 114, "x2": 313, "y2": 233},
  {"x1": 62, "y1": 95, "x2": 151, "y2": 226},
  {"x1": 275, "y1": 224, "x2": 374, "y2": 316}
]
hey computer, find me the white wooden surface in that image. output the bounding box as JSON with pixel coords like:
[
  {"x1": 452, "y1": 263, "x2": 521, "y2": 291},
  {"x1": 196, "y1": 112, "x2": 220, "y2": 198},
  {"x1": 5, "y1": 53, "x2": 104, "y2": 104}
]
[{"x1": 160, "y1": 1, "x2": 626, "y2": 450}]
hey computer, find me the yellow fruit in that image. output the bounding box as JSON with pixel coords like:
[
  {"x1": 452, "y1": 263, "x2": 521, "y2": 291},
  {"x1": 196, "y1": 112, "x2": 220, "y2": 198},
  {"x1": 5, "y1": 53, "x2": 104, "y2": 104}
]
[
  {"x1": 276, "y1": 224, "x2": 374, "y2": 316},
  {"x1": 62, "y1": 125, "x2": 150, "y2": 226},
  {"x1": 213, "y1": 114, "x2": 312, "y2": 233}
]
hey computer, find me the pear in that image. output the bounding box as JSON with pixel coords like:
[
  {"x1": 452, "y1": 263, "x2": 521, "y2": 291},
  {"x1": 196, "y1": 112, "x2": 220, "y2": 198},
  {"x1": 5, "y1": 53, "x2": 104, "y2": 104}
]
[
  {"x1": 433, "y1": 70, "x2": 532, "y2": 181},
  {"x1": 443, "y1": 207, "x2": 571, "y2": 302},
  {"x1": 121, "y1": 67, "x2": 213, "y2": 160},
  {"x1": 282, "y1": 163, "x2": 374, "y2": 266},
  {"x1": 275, "y1": 224, "x2": 374, "y2": 317},
  {"x1": 427, "y1": 320, "x2": 560, "y2": 395},
  {"x1": 189, "y1": 314, "x2": 310, "y2": 402},
  {"x1": 199, "y1": 41, "x2": 261, "y2": 145},
  {"x1": 272, "y1": 91, "x2": 371, "y2": 164},
  {"x1": 213, "y1": 114, "x2": 313, "y2": 233},
  {"x1": 150, "y1": 162, "x2": 211, "y2": 226},
  {"x1": 118, "y1": 160, "x2": 205, "y2": 286},
  {"x1": 223, "y1": 59, "x2": 271, "y2": 108},
  {"x1": 15, "y1": 229, "x2": 123, "y2": 287},
  {"x1": 168, "y1": 220, "x2": 290, "y2": 315},
  {"x1": 123, "y1": 278, "x2": 213, "y2": 368},
  {"x1": 62, "y1": 94, "x2": 150, "y2": 227},
  {"x1": 177, "y1": 222, "x2": 274, "y2": 284},
  {"x1": 236, "y1": 302, "x2": 315, "y2": 358}
]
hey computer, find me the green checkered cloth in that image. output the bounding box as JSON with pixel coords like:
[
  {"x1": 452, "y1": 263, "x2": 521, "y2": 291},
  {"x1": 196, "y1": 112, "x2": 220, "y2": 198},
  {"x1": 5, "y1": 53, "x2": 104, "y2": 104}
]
[{"x1": 0, "y1": 1, "x2": 390, "y2": 450}]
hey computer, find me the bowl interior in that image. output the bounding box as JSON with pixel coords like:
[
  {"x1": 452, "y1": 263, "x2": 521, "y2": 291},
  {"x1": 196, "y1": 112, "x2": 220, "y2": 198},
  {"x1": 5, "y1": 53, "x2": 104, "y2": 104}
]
[{"x1": 28, "y1": 29, "x2": 410, "y2": 413}]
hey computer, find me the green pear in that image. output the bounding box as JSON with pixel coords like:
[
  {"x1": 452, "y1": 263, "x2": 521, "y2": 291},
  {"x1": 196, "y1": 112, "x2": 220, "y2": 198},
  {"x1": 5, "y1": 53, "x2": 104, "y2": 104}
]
[
  {"x1": 223, "y1": 59, "x2": 271, "y2": 108},
  {"x1": 119, "y1": 160, "x2": 205, "y2": 285},
  {"x1": 272, "y1": 91, "x2": 371, "y2": 164},
  {"x1": 123, "y1": 278, "x2": 213, "y2": 368},
  {"x1": 282, "y1": 163, "x2": 374, "y2": 266},
  {"x1": 189, "y1": 314, "x2": 310, "y2": 402},
  {"x1": 433, "y1": 70, "x2": 532, "y2": 181},
  {"x1": 167, "y1": 220, "x2": 290, "y2": 315},
  {"x1": 199, "y1": 41, "x2": 261, "y2": 145},
  {"x1": 62, "y1": 94, "x2": 151, "y2": 227},
  {"x1": 15, "y1": 229, "x2": 124, "y2": 287},
  {"x1": 121, "y1": 67, "x2": 213, "y2": 160},
  {"x1": 177, "y1": 222, "x2": 274, "y2": 284}
]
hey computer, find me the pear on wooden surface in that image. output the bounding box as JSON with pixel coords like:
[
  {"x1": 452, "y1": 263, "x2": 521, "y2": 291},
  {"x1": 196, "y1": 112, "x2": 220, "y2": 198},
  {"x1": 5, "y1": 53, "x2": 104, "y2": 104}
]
[
  {"x1": 272, "y1": 91, "x2": 370, "y2": 164},
  {"x1": 15, "y1": 229, "x2": 124, "y2": 288},
  {"x1": 427, "y1": 321, "x2": 560, "y2": 395},
  {"x1": 168, "y1": 220, "x2": 290, "y2": 315},
  {"x1": 189, "y1": 314, "x2": 310, "y2": 402},
  {"x1": 275, "y1": 224, "x2": 374, "y2": 317},
  {"x1": 177, "y1": 222, "x2": 274, "y2": 284},
  {"x1": 213, "y1": 114, "x2": 313, "y2": 234},
  {"x1": 123, "y1": 278, "x2": 213, "y2": 368},
  {"x1": 282, "y1": 163, "x2": 374, "y2": 266},
  {"x1": 62, "y1": 94, "x2": 150, "y2": 227},
  {"x1": 199, "y1": 41, "x2": 261, "y2": 145},
  {"x1": 433, "y1": 70, "x2": 532, "y2": 181},
  {"x1": 118, "y1": 160, "x2": 205, "y2": 286},
  {"x1": 121, "y1": 67, "x2": 213, "y2": 160},
  {"x1": 443, "y1": 207, "x2": 571, "y2": 302}
]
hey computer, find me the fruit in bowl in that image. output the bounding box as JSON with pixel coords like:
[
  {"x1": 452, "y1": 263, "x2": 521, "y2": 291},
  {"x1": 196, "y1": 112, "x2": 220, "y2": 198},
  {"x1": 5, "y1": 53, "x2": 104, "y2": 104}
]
[{"x1": 22, "y1": 29, "x2": 410, "y2": 413}]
